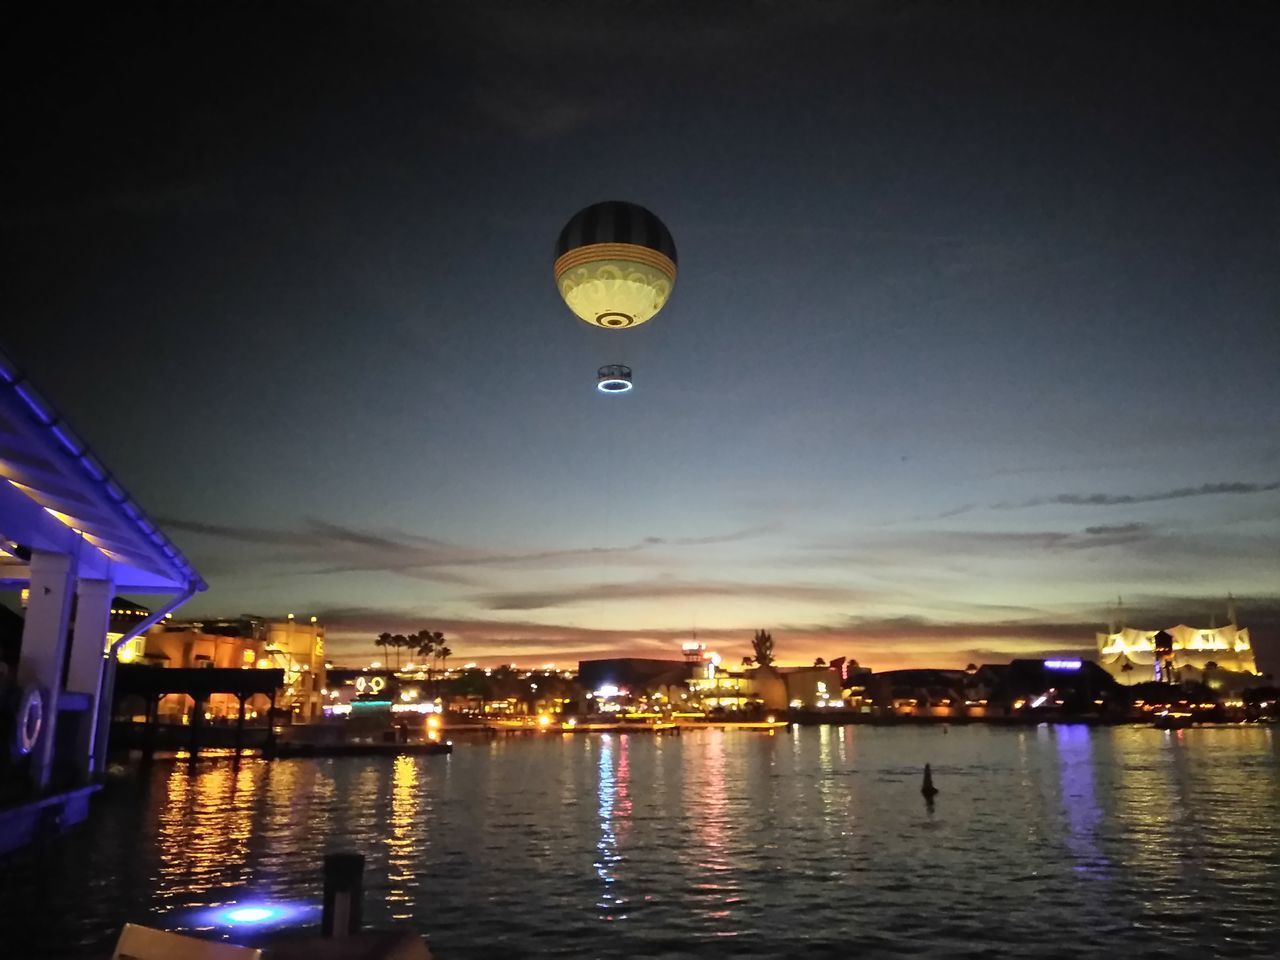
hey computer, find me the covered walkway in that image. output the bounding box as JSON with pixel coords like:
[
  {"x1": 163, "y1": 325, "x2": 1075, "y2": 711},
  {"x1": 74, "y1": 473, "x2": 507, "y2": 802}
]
[{"x1": 0, "y1": 344, "x2": 204, "y2": 852}]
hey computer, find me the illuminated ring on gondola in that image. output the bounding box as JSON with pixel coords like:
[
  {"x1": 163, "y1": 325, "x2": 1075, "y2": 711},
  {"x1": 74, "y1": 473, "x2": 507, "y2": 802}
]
[
  {"x1": 13, "y1": 685, "x2": 44, "y2": 757},
  {"x1": 597, "y1": 364, "x2": 633, "y2": 394}
]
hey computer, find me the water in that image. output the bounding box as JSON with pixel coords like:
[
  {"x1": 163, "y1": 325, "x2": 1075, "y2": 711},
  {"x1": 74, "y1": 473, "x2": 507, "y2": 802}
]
[{"x1": 3, "y1": 725, "x2": 1279, "y2": 958}]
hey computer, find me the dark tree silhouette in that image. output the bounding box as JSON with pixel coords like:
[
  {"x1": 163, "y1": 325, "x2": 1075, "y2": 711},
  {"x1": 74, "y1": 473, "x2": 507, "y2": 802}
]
[{"x1": 751, "y1": 630, "x2": 775, "y2": 667}]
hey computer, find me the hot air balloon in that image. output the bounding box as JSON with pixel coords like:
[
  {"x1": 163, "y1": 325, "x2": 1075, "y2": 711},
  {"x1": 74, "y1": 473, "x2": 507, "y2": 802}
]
[{"x1": 554, "y1": 201, "x2": 678, "y2": 330}]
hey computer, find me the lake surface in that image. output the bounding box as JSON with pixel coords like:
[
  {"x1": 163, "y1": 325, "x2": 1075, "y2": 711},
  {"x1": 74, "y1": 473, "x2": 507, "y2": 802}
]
[{"x1": 3, "y1": 725, "x2": 1279, "y2": 958}]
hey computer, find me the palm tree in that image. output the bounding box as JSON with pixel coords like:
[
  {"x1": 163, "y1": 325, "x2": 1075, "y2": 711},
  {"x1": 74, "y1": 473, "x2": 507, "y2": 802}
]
[
  {"x1": 413, "y1": 630, "x2": 446, "y2": 694},
  {"x1": 413, "y1": 629, "x2": 439, "y2": 665},
  {"x1": 437, "y1": 645, "x2": 452, "y2": 676},
  {"x1": 391, "y1": 633, "x2": 410, "y2": 670},
  {"x1": 751, "y1": 629, "x2": 775, "y2": 667},
  {"x1": 814, "y1": 657, "x2": 827, "y2": 668},
  {"x1": 375, "y1": 632, "x2": 392, "y2": 666}
]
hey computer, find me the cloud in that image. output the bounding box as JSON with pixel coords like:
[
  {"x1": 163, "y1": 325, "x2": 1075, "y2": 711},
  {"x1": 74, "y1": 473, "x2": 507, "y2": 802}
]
[
  {"x1": 810, "y1": 523, "x2": 1159, "y2": 558},
  {"x1": 905, "y1": 481, "x2": 1280, "y2": 524},
  {"x1": 1008, "y1": 481, "x2": 1280, "y2": 509},
  {"x1": 159, "y1": 515, "x2": 772, "y2": 584},
  {"x1": 475, "y1": 577, "x2": 861, "y2": 611}
]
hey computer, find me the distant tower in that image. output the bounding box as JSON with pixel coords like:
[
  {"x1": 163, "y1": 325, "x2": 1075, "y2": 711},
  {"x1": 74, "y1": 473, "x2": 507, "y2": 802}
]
[
  {"x1": 1153, "y1": 629, "x2": 1176, "y2": 683},
  {"x1": 1227, "y1": 593, "x2": 1238, "y2": 626}
]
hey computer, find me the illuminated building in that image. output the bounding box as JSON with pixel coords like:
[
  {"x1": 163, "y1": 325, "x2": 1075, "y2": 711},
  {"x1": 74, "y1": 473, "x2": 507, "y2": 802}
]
[
  {"x1": 687, "y1": 663, "x2": 844, "y2": 713},
  {"x1": 979, "y1": 660, "x2": 1120, "y2": 717},
  {"x1": 868, "y1": 669, "x2": 969, "y2": 717},
  {"x1": 118, "y1": 615, "x2": 326, "y2": 722},
  {"x1": 577, "y1": 657, "x2": 692, "y2": 702},
  {"x1": 1097, "y1": 617, "x2": 1259, "y2": 689},
  {"x1": 687, "y1": 665, "x2": 761, "y2": 711},
  {"x1": 777, "y1": 666, "x2": 844, "y2": 710},
  {"x1": 265, "y1": 616, "x2": 326, "y2": 720}
]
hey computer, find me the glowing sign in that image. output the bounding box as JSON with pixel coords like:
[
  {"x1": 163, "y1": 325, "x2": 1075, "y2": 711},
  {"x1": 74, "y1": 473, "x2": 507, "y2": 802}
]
[
  {"x1": 354, "y1": 675, "x2": 386, "y2": 694},
  {"x1": 1045, "y1": 660, "x2": 1082, "y2": 671},
  {"x1": 594, "y1": 684, "x2": 621, "y2": 698}
]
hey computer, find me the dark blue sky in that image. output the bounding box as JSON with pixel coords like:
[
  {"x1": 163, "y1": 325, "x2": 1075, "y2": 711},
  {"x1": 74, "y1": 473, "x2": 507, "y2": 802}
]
[{"x1": 4, "y1": 2, "x2": 1278, "y2": 670}]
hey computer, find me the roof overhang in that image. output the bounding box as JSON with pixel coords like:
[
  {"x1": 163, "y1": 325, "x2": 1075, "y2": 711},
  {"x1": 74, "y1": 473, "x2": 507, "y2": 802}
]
[{"x1": 0, "y1": 347, "x2": 205, "y2": 593}]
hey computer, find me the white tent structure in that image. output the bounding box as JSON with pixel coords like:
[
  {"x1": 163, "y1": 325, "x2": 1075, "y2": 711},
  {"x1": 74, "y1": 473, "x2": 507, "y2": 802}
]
[{"x1": 1, "y1": 345, "x2": 204, "y2": 850}]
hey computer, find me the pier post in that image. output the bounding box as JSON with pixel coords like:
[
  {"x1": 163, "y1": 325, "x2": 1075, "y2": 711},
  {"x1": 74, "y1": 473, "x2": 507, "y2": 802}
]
[
  {"x1": 142, "y1": 695, "x2": 159, "y2": 761},
  {"x1": 235, "y1": 694, "x2": 247, "y2": 756},
  {"x1": 264, "y1": 698, "x2": 278, "y2": 755},
  {"x1": 188, "y1": 695, "x2": 204, "y2": 761},
  {"x1": 322, "y1": 852, "x2": 365, "y2": 938}
]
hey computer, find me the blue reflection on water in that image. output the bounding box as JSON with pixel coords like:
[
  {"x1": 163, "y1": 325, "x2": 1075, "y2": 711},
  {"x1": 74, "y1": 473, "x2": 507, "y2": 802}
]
[
  {"x1": 595, "y1": 734, "x2": 630, "y2": 919},
  {"x1": 1053, "y1": 725, "x2": 1110, "y2": 879}
]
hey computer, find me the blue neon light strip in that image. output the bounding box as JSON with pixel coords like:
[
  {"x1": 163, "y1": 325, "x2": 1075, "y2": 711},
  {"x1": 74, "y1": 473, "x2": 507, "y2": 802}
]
[{"x1": 0, "y1": 344, "x2": 206, "y2": 591}]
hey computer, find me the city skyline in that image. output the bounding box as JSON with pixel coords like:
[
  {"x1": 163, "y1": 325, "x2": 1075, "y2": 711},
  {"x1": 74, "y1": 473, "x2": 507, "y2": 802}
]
[{"x1": 4, "y1": 2, "x2": 1278, "y2": 673}]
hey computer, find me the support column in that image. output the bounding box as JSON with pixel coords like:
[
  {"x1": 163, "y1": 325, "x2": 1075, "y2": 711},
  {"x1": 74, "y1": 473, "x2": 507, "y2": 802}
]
[
  {"x1": 235, "y1": 694, "x2": 247, "y2": 756},
  {"x1": 66, "y1": 578, "x2": 114, "y2": 779},
  {"x1": 189, "y1": 694, "x2": 205, "y2": 761},
  {"x1": 17, "y1": 551, "x2": 76, "y2": 793}
]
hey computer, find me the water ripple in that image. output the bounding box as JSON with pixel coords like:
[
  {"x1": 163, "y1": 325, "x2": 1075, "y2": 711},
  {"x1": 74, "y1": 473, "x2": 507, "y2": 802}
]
[{"x1": 1, "y1": 726, "x2": 1278, "y2": 957}]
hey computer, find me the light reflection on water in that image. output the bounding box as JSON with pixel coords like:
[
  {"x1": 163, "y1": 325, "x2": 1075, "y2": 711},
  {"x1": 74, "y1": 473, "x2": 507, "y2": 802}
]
[{"x1": 2, "y1": 726, "x2": 1279, "y2": 958}]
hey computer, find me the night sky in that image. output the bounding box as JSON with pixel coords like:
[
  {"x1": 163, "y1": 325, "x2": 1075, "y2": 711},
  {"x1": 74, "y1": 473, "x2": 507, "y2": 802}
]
[{"x1": 5, "y1": 2, "x2": 1278, "y2": 671}]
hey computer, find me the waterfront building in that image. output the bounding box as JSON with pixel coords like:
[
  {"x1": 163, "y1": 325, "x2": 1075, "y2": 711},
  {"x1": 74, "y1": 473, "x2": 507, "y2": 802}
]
[
  {"x1": 578, "y1": 652, "x2": 844, "y2": 715},
  {"x1": 984, "y1": 659, "x2": 1121, "y2": 716},
  {"x1": 265, "y1": 615, "x2": 326, "y2": 720},
  {"x1": 1097, "y1": 617, "x2": 1259, "y2": 689},
  {"x1": 867, "y1": 669, "x2": 970, "y2": 717},
  {"x1": 830, "y1": 657, "x2": 875, "y2": 710},
  {"x1": 578, "y1": 660, "x2": 696, "y2": 711},
  {"x1": 776, "y1": 665, "x2": 844, "y2": 710},
  {"x1": 115, "y1": 614, "x2": 326, "y2": 722},
  {"x1": 687, "y1": 664, "x2": 763, "y2": 712}
]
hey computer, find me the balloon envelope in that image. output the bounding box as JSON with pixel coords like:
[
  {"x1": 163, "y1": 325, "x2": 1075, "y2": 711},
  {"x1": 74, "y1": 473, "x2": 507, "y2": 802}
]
[{"x1": 554, "y1": 201, "x2": 677, "y2": 329}]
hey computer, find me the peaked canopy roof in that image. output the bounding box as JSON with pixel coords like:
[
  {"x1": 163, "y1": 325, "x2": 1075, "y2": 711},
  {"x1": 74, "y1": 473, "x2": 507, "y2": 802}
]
[{"x1": 0, "y1": 346, "x2": 205, "y2": 593}]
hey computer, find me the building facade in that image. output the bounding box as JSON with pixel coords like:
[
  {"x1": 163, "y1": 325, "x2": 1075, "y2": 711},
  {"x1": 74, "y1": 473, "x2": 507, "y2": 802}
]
[
  {"x1": 115, "y1": 614, "x2": 326, "y2": 722},
  {"x1": 1097, "y1": 623, "x2": 1259, "y2": 689}
]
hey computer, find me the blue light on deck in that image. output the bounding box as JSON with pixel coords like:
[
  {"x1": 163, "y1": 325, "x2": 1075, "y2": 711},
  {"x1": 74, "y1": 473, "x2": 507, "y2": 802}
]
[
  {"x1": 178, "y1": 899, "x2": 318, "y2": 931},
  {"x1": 225, "y1": 907, "x2": 275, "y2": 924},
  {"x1": 1045, "y1": 659, "x2": 1082, "y2": 671}
]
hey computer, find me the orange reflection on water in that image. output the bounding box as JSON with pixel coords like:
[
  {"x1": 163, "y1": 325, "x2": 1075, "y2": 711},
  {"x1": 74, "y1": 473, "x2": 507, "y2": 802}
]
[
  {"x1": 154, "y1": 760, "x2": 266, "y2": 908},
  {"x1": 685, "y1": 729, "x2": 742, "y2": 935},
  {"x1": 386, "y1": 756, "x2": 423, "y2": 922}
]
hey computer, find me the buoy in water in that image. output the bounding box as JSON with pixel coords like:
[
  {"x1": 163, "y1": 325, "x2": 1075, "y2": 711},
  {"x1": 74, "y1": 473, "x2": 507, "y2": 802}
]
[{"x1": 921, "y1": 763, "x2": 939, "y2": 799}]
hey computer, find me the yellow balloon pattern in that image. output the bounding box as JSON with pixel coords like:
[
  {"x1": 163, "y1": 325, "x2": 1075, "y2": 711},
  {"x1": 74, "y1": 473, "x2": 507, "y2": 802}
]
[{"x1": 555, "y1": 242, "x2": 677, "y2": 329}]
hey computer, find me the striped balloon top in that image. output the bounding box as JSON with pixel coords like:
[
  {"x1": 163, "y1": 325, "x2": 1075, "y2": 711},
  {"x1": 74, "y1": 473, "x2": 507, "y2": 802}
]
[{"x1": 555, "y1": 201, "x2": 677, "y2": 265}]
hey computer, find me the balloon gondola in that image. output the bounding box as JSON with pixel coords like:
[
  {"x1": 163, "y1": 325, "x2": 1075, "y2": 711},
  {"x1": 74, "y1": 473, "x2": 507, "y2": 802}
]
[{"x1": 596, "y1": 364, "x2": 633, "y2": 394}]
